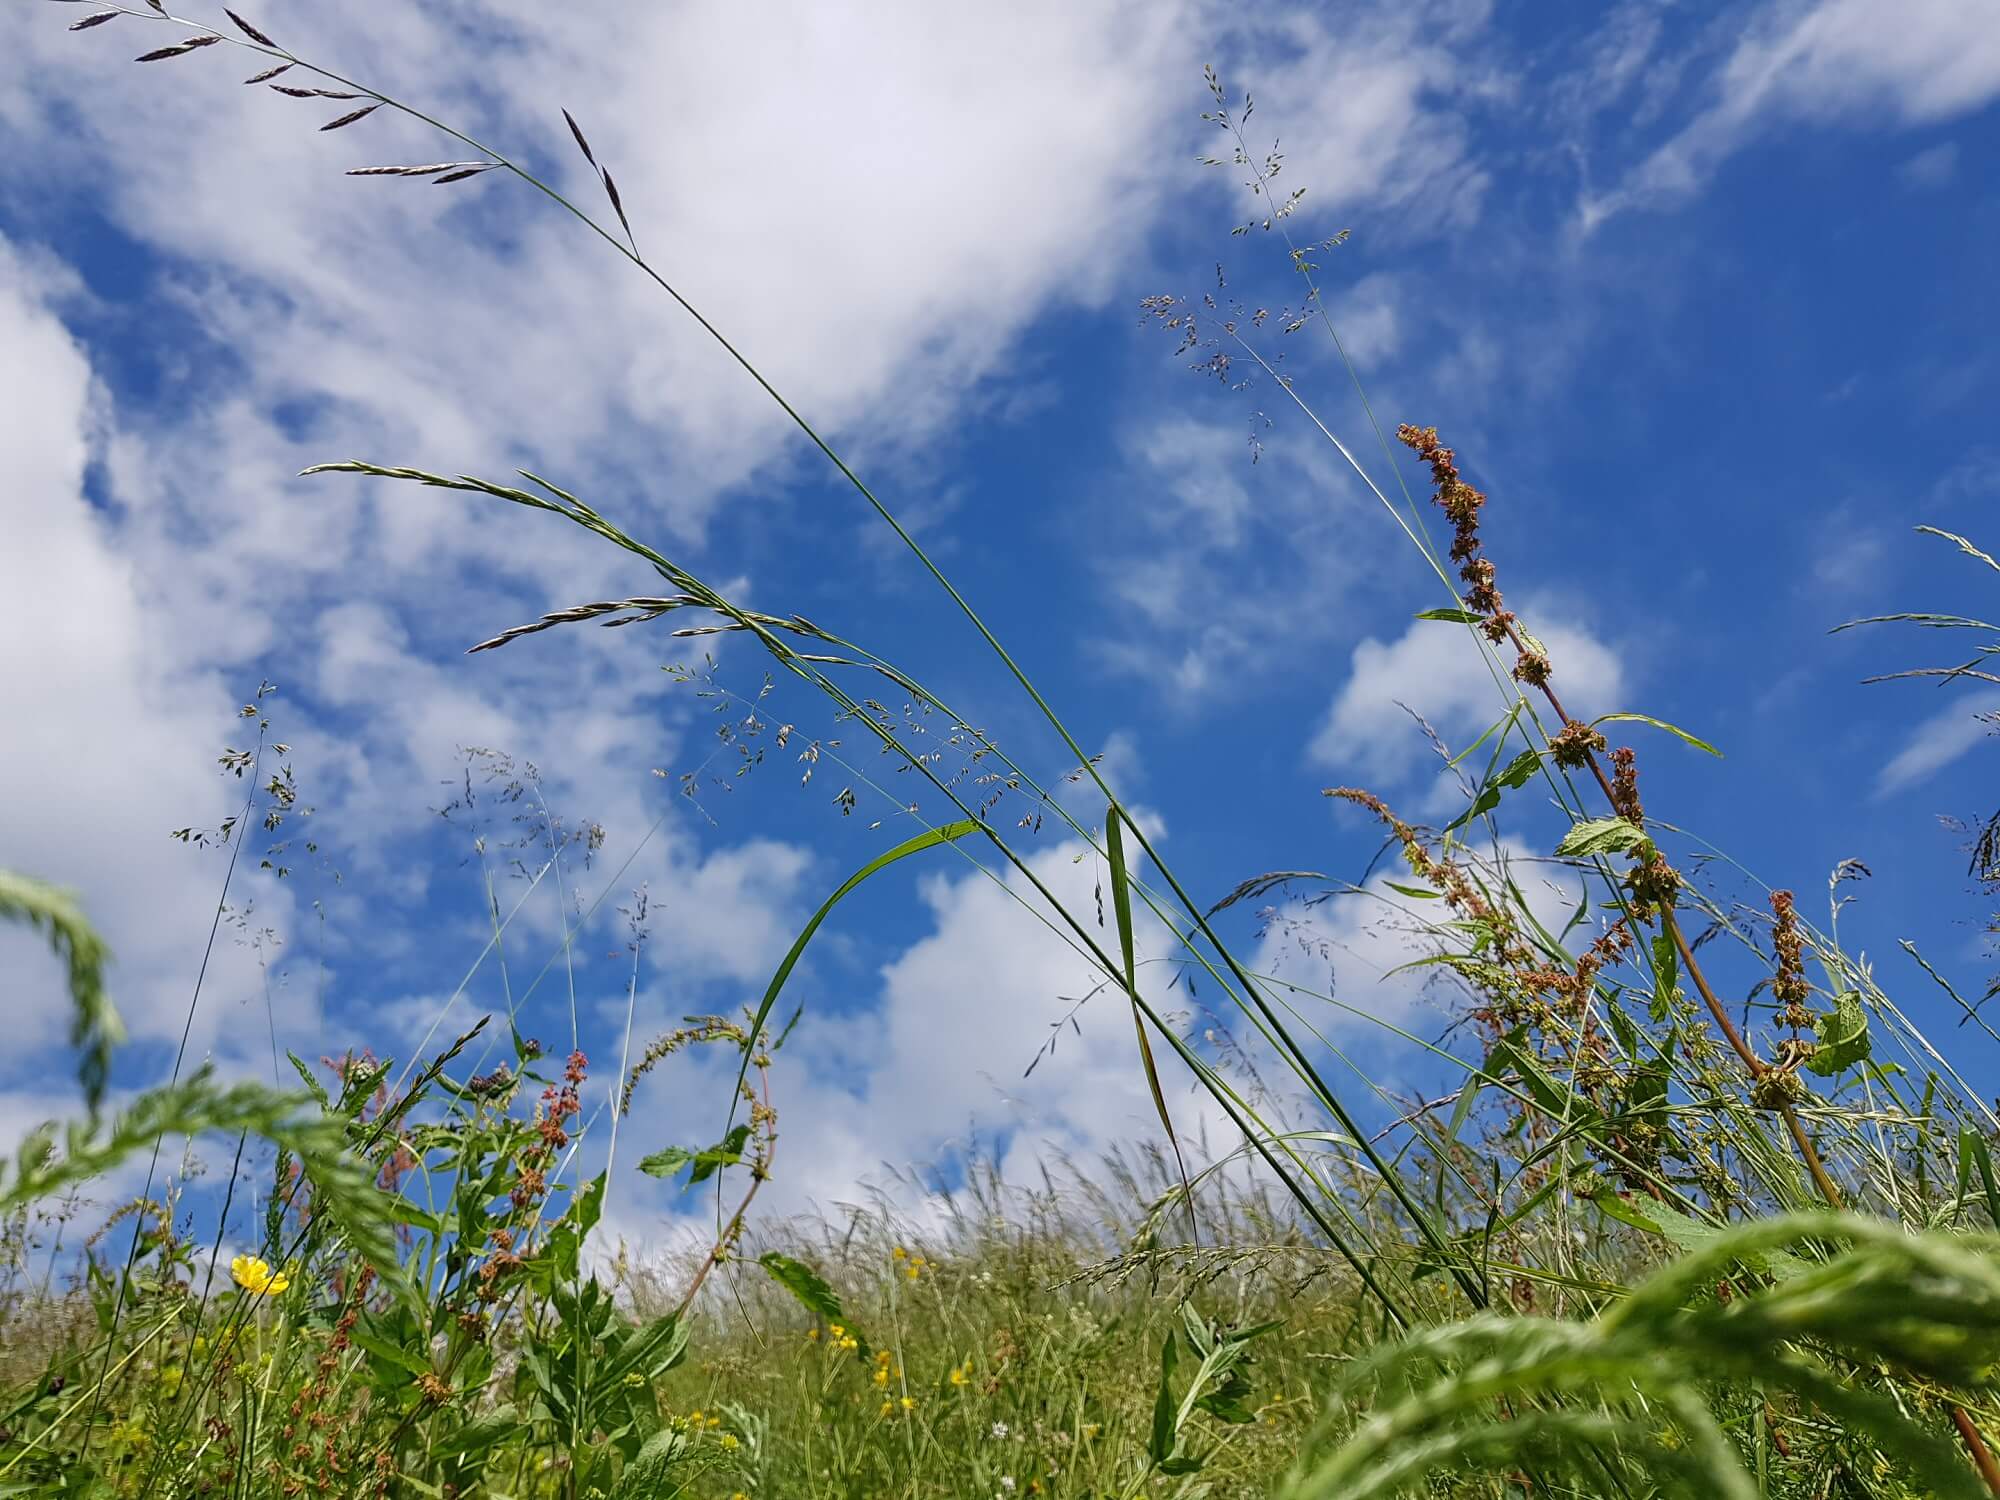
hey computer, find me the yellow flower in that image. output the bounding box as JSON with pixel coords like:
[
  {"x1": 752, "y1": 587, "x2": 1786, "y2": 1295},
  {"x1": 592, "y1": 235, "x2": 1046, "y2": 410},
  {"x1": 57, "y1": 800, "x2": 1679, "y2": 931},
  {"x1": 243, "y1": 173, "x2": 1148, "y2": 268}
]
[
  {"x1": 879, "y1": 1400, "x2": 895, "y2": 1417},
  {"x1": 874, "y1": 1367, "x2": 890, "y2": 1387},
  {"x1": 950, "y1": 1365, "x2": 969, "y2": 1388},
  {"x1": 229, "y1": 1254, "x2": 290, "y2": 1297},
  {"x1": 805, "y1": 1327, "x2": 820, "y2": 1342},
  {"x1": 900, "y1": 1395, "x2": 916, "y2": 1412},
  {"x1": 1083, "y1": 1423, "x2": 1100, "y2": 1440},
  {"x1": 892, "y1": 1246, "x2": 907, "y2": 1261},
  {"x1": 719, "y1": 1433, "x2": 739, "y2": 1451}
]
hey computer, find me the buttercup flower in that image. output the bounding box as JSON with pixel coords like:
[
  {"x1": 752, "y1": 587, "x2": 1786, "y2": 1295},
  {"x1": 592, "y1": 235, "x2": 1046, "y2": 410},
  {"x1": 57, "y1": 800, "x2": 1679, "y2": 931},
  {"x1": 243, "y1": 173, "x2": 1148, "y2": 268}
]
[{"x1": 230, "y1": 1254, "x2": 291, "y2": 1297}]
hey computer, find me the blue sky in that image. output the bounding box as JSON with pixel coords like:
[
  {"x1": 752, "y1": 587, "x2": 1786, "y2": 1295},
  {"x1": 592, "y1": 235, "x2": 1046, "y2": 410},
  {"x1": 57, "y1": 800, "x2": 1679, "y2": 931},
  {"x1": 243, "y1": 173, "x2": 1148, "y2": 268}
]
[{"x1": 3, "y1": 0, "x2": 1998, "y2": 1239}]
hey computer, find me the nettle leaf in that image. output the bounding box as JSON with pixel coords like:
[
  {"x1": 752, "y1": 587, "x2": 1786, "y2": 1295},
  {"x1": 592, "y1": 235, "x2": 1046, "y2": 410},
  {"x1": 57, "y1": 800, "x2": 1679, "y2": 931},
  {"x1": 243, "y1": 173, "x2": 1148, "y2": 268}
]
[
  {"x1": 1555, "y1": 817, "x2": 1650, "y2": 859},
  {"x1": 1806, "y1": 990, "x2": 1871, "y2": 1076},
  {"x1": 638, "y1": 1125, "x2": 749, "y2": 1189},
  {"x1": 759, "y1": 1251, "x2": 869, "y2": 1359}
]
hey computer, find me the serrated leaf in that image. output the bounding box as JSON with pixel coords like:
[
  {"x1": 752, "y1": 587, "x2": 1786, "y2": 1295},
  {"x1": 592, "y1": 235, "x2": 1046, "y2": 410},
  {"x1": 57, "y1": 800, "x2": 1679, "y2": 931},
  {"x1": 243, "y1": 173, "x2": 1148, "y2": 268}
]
[
  {"x1": 1805, "y1": 990, "x2": 1870, "y2": 1075},
  {"x1": 759, "y1": 1251, "x2": 868, "y2": 1360},
  {"x1": 638, "y1": 1125, "x2": 749, "y2": 1189},
  {"x1": 1555, "y1": 817, "x2": 1649, "y2": 859}
]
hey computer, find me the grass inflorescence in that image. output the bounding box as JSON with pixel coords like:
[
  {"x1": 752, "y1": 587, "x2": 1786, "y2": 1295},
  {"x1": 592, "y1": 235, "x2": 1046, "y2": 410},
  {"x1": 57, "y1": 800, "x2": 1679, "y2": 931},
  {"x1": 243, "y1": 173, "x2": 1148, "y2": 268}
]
[{"x1": 9, "y1": 4, "x2": 2000, "y2": 1497}]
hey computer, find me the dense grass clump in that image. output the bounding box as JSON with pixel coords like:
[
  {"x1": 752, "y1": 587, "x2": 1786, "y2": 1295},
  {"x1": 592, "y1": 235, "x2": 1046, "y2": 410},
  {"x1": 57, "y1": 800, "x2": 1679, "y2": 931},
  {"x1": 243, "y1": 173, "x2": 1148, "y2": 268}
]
[{"x1": 9, "y1": 6, "x2": 2000, "y2": 1498}]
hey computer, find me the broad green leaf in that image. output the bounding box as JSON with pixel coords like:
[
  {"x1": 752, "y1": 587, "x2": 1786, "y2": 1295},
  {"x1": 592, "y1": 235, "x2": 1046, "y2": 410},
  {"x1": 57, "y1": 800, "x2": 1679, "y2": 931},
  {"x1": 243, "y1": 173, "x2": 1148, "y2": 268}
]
[
  {"x1": 1555, "y1": 817, "x2": 1650, "y2": 859},
  {"x1": 1805, "y1": 990, "x2": 1871, "y2": 1076},
  {"x1": 759, "y1": 1251, "x2": 868, "y2": 1360},
  {"x1": 639, "y1": 1126, "x2": 750, "y2": 1189}
]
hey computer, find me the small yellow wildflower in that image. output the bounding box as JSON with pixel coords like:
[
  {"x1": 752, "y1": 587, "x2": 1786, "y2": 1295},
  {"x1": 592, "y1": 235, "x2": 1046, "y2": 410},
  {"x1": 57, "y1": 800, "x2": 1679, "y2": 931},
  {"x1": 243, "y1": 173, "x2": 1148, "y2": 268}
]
[
  {"x1": 950, "y1": 1364, "x2": 969, "y2": 1388},
  {"x1": 806, "y1": 1327, "x2": 820, "y2": 1342},
  {"x1": 706, "y1": 1414, "x2": 721, "y2": 1429},
  {"x1": 880, "y1": 1400, "x2": 895, "y2": 1417},
  {"x1": 229, "y1": 1254, "x2": 290, "y2": 1297},
  {"x1": 1082, "y1": 1423, "x2": 1100, "y2": 1440},
  {"x1": 892, "y1": 1246, "x2": 907, "y2": 1261},
  {"x1": 874, "y1": 1367, "x2": 890, "y2": 1387},
  {"x1": 719, "y1": 1433, "x2": 739, "y2": 1451},
  {"x1": 900, "y1": 1395, "x2": 916, "y2": 1412}
]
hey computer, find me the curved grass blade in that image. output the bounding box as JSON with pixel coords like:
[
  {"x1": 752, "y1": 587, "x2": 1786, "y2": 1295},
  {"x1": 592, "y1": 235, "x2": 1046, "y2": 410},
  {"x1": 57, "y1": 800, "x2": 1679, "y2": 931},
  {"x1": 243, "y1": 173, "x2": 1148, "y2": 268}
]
[
  {"x1": 1107, "y1": 806, "x2": 1196, "y2": 1239},
  {"x1": 725, "y1": 819, "x2": 980, "y2": 1127}
]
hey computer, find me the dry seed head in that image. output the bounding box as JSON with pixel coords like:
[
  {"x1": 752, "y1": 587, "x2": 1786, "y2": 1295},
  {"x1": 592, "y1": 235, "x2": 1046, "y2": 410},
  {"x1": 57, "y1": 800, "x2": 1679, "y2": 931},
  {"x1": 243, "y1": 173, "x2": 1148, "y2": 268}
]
[
  {"x1": 1610, "y1": 746, "x2": 1644, "y2": 827},
  {"x1": 1549, "y1": 719, "x2": 1608, "y2": 769}
]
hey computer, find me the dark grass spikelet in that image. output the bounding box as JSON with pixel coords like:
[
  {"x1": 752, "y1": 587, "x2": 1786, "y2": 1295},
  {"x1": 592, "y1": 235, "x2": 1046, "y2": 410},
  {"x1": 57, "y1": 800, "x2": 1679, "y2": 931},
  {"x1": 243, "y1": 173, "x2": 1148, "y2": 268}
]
[
  {"x1": 319, "y1": 102, "x2": 381, "y2": 131},
  {"x1": 135, "y1": 35, "x2": 220, "y2": 61},
  {"x1": 223, "y1": 8, "x2": 275, "y2": 46}
]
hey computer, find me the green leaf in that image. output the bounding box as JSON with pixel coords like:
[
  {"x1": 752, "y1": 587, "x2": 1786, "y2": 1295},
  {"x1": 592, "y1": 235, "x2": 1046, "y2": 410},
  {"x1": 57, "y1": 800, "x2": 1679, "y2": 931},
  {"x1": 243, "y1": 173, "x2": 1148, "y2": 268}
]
[
  {"x1": 1805, "y1": 990, "x2": 1871, "y2": 1076},
  {"x1": 728, "y1": 820, "x2": 981, "y2": 1129},
  {"x1": 1107, "y1": 807, "x2": 1185, "y2": 1204},
  {"x1": 0, "y1": 868, "x2": 122, "y2": 1118},
  {"x1": 1385, "y1": 881, "x2": 1442, "y2": 900},
  {"x1": 758, "y1": 1251, "x2": 868, "y2": 1360},
  {"x1": 1957, "y1": 1128, "x2": 2000, "y2": 1227},
  {"x1": 1415, "y1": 606, "x2": 1484, "y2": 624},
  {"x1": 1443, "y1": 784, "x2": 1501, "y2": 834},
  {"x1": 1591, "y1": 713, "x2": 1723, "y2": 757},
  {"x1": 638, "y1": 1126, "x2": 749, "y2": 1189},
  {"x1": 1149, "y1": 1327, "x2": 1181, "y2": 1469},
  {"x1": 1555, "y1": 817, "x2": 1650, "y2": 859},
  {"x1": 1649, "y1": 931, "x2": 1680, "y2": 1021}
]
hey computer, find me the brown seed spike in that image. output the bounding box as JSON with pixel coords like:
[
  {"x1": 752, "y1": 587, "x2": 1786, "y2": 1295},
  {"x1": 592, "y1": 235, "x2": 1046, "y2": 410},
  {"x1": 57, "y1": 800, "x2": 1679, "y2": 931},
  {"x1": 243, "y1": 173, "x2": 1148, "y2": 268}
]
[
  {"x1": 270, "y1": 85, "x2": 360, "y2": 98},
  {"x1": 431, "y1": 164, "x2": 495, "y2": 184},
  {"x1": 243, "y1": 63, "x2": 292, "y2": 83},
  {"x1": 320, "y1": 102, "x2": 380, "y2": 131},
  {"x1": 70, "y1": 11, "x2": 119, "y2": 30},
  {"x1": 223, "y1": 8, "x2": 274, "y2": 45},
  {"x1": 562, "y1": 108, "x2": 597, "y2": 166}
]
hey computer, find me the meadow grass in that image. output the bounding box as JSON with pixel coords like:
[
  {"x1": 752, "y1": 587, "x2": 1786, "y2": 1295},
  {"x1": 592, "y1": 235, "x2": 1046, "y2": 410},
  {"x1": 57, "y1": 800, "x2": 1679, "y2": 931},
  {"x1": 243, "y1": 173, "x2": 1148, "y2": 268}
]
[{"x1": 7, "y1": 5, "x2": 2000, "y2": 1497}]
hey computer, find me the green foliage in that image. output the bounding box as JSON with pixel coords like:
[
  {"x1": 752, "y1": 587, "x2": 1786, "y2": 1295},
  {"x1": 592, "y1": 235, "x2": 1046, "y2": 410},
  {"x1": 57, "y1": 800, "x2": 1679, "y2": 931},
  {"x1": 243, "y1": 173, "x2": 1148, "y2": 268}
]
[
  {"x1": 0, "y1": 868, "x2": 122, "y2": 1117},
  {"x1": 1286, "y1": 1213, "x2": 2000, "y2": 1499}
]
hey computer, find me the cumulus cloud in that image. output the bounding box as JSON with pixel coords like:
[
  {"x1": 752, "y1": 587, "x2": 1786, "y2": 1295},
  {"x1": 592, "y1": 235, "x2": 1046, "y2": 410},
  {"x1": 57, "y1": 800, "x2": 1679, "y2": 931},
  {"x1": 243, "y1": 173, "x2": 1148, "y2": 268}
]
[{"x1": 1309, "y1": 606, "x2": 1625, "y2": 784}]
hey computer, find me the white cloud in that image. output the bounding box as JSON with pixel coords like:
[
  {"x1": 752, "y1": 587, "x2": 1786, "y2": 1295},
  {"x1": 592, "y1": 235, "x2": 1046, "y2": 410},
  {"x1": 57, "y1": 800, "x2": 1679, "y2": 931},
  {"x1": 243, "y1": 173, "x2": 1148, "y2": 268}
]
[
  {"x1": 617, "y1": 835, "x2": 1241, "y2": 1223},
  {"x1": 0, "y1": 236, "x2": 256, "y2": 1064},
  {"x1": 1309, "y1": 606, "x2": 1625, "y2": 783},
  {"x1": 1877, "y1": 691, "x2": 2000, "y2": 795},
  {"x1": 1583, "y1": 0, "x2": 2000, "y2": 228},
  {"x1": 1898, "y1": 140, "x2": 1961, "y2": 189}
]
